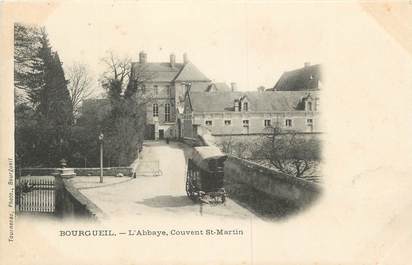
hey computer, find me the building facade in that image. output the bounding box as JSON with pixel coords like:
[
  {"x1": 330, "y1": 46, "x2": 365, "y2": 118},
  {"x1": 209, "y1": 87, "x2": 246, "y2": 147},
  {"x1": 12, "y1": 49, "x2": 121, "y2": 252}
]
[
  {"x1": 182, "y1": 90, "x2": 320, "y2": 139},
  {"x1": 129, "y1": 51, "x2": 211, "y2": 140}
]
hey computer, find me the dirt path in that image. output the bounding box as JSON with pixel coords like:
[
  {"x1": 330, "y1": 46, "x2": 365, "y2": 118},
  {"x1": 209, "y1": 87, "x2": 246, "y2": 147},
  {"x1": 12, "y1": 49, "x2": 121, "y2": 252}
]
[{"x1": 72, "y1": 141, "x2": 255, "y2": 220}]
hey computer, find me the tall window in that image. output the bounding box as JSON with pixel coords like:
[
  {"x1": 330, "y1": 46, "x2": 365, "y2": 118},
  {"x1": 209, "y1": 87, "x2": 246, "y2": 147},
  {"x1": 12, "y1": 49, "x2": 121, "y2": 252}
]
[
  {"x1": 205, "y1": 120, "x2": 212, "y2": 126},
  {"x1": 166, "y1": 85, "x2": 171, "y2": 97},
  {"x1": 264, "y1": 119, "x2": 271, "y2": 127},
  {"x1": 153, "y1": 103, "x2": 158, "y2": 117},
  {"x1": 285, "y1": 119, "x2": 293, "y2": 127},
  {"x1": 307, "y1": 101, "x2": 313, "y2": 111},
  {"x1": 243, "y1": 102, "x2": 249, "y2": 112},
  {"x1": 307, "y1": 119, "x2": 314, "y2": 132},
  {"x1": 154, "y1": 85, "x2": 159, "y2": 95},
  {"x1": 165, "y1": 103, "x2": 171, "y2": 122}
]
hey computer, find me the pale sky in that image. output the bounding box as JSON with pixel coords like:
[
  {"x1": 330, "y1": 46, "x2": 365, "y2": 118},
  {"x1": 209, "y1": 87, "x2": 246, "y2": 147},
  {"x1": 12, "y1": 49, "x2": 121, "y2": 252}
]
[{"x1": 41, "y1": 1, "x2": 329, "y2": 95}]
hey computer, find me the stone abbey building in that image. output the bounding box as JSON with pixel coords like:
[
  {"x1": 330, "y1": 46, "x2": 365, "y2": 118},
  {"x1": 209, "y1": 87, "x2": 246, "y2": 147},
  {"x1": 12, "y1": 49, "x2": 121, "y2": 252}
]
[
  {"x1": 129, "y1": 52, "x2": 321, "y2": 140},
  {"x1": 130, "y1": 51, "x2": 211, "y2": 140},
  {"x1": 182, "y1": 62, "x2": 321, "y2": 139}
]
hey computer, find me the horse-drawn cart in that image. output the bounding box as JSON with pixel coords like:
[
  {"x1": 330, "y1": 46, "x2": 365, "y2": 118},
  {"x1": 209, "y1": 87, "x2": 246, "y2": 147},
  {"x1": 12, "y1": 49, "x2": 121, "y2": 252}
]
[{"x1": 186, "y1": 146, "x2": 227, "y2": 204}]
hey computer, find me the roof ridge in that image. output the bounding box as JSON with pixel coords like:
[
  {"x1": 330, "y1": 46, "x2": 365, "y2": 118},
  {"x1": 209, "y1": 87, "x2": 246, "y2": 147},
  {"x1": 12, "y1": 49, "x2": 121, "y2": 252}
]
[{"x1": 172, "y1": 62, "x2": 187, "y2": 82}]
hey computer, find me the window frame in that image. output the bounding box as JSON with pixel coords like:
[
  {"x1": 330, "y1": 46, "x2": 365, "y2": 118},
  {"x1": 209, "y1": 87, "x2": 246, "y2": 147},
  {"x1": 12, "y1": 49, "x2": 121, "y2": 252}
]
[
  {"x1": 153, "y1": 103, "x2": 159, "y2": 117},
  {"x1": 243, "y1": 102, "x2": 249, "y2": 112},
  {"x1": 164, "y1": 103, "x2": 171, "y2": 122},
  {"x1": 264, "y1": 119, "x2": 271, "y2": 127},
  {"x1": 285, "y1": 119, "x2": 293, "y2": 127},
  {"x1": 205, "y1": 120, "x2": 213, "y2": 126},
  {"x1": 224, "y1": 120, "x2": 232, "y2": 126}
]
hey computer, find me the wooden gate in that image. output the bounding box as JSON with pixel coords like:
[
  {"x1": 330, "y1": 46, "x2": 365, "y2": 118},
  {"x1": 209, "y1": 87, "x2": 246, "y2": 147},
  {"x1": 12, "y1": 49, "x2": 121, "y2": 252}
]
[{"x1": 16, "y1": 176, "x2": 56, "y2": 213}]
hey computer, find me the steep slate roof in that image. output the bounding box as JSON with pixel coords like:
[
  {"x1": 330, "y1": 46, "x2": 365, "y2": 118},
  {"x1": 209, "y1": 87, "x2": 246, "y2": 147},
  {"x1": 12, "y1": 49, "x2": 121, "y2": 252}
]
[
  {"x1": 205, "y1": 82, "x2": 231, "y2": 92},
  {"x1": 174, "y1": 62, "x2": 210, "y2": 82},
  {"x1": 187, "y1": 91, "x2": 319, "y2": 113},
  {"x1": 269, "y1": 64, "x2": 322, "y2": 91},
  {"x1": 131, "y1": 61, "x2": 210, "y2": 82},
  {"x1": 131, "y1": 62, "x2": 184, "y2": 82}
]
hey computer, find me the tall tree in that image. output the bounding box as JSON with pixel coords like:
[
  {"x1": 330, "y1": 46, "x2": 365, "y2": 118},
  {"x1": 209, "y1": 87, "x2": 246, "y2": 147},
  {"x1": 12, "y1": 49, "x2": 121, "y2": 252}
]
[
  {"x1": 99, "y1": 51, "x2": 152, "y2": 166},
  {"x1": 14, "y1": 24, "x2": 73, "y2": 167},
  {"x1": 66, "y1": 62, "x2": 94, "y2": 117}
]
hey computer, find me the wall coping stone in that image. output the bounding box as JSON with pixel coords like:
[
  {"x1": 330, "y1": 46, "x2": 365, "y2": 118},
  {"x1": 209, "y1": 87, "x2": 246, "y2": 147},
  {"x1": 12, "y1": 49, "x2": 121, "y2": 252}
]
[
  {"x1": 226, "y1": 155, "x2": 321, "y2": 192},
  {"x1": 62, "y1": 178, "x2": 107, "y2": 220}
]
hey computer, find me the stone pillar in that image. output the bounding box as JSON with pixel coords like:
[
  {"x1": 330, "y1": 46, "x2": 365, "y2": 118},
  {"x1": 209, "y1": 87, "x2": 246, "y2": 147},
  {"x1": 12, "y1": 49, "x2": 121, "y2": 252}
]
[{"x1": 54, "y1": 175, "x2": 65, "y2": 218}]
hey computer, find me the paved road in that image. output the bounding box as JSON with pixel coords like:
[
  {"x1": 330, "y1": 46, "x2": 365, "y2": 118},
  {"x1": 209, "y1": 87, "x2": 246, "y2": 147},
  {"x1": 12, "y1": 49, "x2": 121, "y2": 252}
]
[{"x1": 72, "y1": 141, "x2": 254, "y2": 220}]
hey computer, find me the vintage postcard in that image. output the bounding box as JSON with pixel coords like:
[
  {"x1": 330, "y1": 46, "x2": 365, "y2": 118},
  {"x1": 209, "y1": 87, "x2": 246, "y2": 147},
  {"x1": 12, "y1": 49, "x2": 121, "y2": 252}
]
[{"x1": 1, "y1": 1, "x2": 412, "y2": 264}]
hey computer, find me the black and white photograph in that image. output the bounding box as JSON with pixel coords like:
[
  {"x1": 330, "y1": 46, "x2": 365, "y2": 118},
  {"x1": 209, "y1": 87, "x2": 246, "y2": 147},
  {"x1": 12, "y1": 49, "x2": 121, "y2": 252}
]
[{"x1": 1, "y1": 1, "x2": 412, "y2": 265}]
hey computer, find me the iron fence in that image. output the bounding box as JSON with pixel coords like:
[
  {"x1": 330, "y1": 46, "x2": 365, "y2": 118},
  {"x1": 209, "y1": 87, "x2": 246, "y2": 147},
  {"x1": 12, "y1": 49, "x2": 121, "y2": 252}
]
[{"x1": 16, "y1": 176, "x2": 56, "y2": 213}]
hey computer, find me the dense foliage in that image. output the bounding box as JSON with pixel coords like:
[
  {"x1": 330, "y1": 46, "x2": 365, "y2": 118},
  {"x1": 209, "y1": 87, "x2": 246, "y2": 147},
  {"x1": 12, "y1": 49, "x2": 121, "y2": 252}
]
[
  {"x1": 14, "y1": 24, "x2": 73, "y2": 168},
  {"x1": 14, "y1": 25, "x2": 147, "y2": 169}
]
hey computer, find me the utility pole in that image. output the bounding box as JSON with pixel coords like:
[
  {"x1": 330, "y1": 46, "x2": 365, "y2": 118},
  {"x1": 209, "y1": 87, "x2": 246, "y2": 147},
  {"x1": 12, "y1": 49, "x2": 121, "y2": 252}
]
[{"x1": 99, "y1": 133, "x2": 104, "y2": 183}]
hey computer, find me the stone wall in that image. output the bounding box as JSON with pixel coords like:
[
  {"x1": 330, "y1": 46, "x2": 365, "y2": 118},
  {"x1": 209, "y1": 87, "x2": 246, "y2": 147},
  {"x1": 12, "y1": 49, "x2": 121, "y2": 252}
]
[
  {"x1": 224, "y1": 156, "x2": 321, "y2": 208},
  {"x1": 20, "y1": 167, "x2": 134, "y2": 177},
  {"x1": 182, "y1": 125, "x2": 322, "y2": 215},
  {"x1": 213, "y1": 132, "x2": 322, "y2": 145},
  {"x1": 55, "y1": 176, "x2": 106, "y2": 220},
  {"x1": 73, "y1": 167, "x2": 133, "y2": 177}
]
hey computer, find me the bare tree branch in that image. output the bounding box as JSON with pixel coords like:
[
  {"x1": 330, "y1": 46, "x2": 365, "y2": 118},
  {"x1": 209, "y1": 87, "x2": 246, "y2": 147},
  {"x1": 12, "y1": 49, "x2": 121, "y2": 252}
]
[{"x1": 67, "y1": 62, "x2": 94, "y2": 116}]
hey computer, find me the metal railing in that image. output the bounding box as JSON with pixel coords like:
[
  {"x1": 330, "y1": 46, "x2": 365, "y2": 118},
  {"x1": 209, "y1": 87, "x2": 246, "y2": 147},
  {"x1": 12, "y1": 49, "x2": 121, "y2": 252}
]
[{"x1": 16, "y1": 176, "x2": 56, "y2": 213}]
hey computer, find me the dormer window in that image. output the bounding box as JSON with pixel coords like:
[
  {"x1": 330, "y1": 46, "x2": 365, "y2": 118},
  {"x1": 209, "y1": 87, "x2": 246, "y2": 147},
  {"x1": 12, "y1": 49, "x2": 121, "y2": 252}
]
[
  {"x1": 243, "y1": 102, "x2": 248, "y2": 112},
  {"x1": 307, "y1": 101, "x2": 313, "y2": 111},
  {"x1": 234, "y1": 100, "x2": 240, "y2": 112},
  {"x1": 304, "y1": 94, "x2": 314, "y2": 111}
]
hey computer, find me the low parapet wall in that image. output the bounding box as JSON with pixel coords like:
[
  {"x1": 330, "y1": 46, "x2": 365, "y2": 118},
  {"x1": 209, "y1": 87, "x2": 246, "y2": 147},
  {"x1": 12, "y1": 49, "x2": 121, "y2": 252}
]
[
  {"x1": 224, "y1": 156, "x2": 321, "y2": 208},
  {"x1": 74, "y1": 167, "x2": 133, "y2": 177},
  {"x1": 185, "y1": 127, "x2": 321, "y2": 209},
  {"x1": 20, "y1": 167, "x2": 134, "y2": 177},
  {"x1": 55, "y1": 176, "x2": 106, "y2": 220}
]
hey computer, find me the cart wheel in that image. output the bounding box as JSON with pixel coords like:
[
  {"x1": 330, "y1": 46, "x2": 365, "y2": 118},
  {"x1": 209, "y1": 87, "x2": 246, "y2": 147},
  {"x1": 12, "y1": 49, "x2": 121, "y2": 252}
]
[
  {"x1": 221, "y1": 194, "x2": 226, "y2": 204},
  {"x1": 186, "y1": 174, "x2": 196, "y2": 201}
]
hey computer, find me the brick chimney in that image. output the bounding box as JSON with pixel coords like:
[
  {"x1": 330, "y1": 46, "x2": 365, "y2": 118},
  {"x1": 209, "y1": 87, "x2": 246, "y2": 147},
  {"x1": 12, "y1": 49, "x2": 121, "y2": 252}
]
[
  {"x1": 257, "y1": 86, "x2": 265, "y2": 92},
  {"x1": 230, "y1": 82, "x2": 237, "y2": 92},
  {"x1": 304, "y1": 62, "x2": 311, "y2": 68},
  {"x1": 183, "y1": 53, "x2": 189, "y2": 64},
  {"x1": 139, "y1": 51, "x2": 147, "y2": 63},
  {"x1": 170, "y1": 53, "x2": 176, "y2": 68}
]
